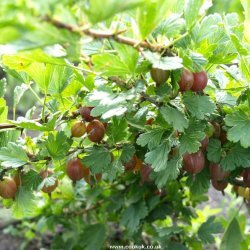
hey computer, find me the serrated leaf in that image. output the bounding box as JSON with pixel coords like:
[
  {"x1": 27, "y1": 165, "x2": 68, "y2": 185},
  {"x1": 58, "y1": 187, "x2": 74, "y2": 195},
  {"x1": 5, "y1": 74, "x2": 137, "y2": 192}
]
[
  {"x1": 220, "y1": 144, "x2": 250, "y2": 171},
  {"x1": 145, "y1": 141, "x2": 171, "y2": 172},
  {"x1": 92, "y1": 54, "x2": 132, "y2": 77},
  {"x1": 121, "y1": 200, "x2": 148, "y2": 232},
  {"x1": 220, "y1": 218, "x2": 243, "y2": 250},
  {"x1": 13, "y1": 84, "x2": 28, "y2": 108},
  {"x1": 12, "y1": 187, "x2": 37, "y2": 219},
  {"x1": 160, "y1": 106, "x2": 188, "y2": 132},
  {"x1": 184, "y1": 0, "x2": 203, "y2": 29},
  {"x1": 81, "y1": 224, "x2": 106, "y2": 250},
  {"x1": 153, "y1": 157, "x2": 182, "y2": 188},
  {"x1": 225, "y1": 110, "x2": 250, "y2": 148},
  {"x1": 136, "y1": 128, "x2": 164, "y2": 150},
  {"x1": 0, "y1": 142, "x2": 29, "y2": 168},
  {"x1": 107, "y1": 117, "x2": 129, "y2": 144},
  {"x1": 144, "y1": 51, "x2": 183, "y2": 70},
  {"x1": 2, "y1": 49, "x2": 66, "y2": 70},
  {"x1": 186, "y1": 167, "x2": 210, "y2": 195},
  {"x1": 85, "y1": 0, "x2": 143, "y2": 24},
  {"x1": 179, "y1": 120, "x2": 206, "y2": 154},
  {"x1": 83, "y1": 146, "x2": 112, "y2": 174},
  {"x1": 137, "y1": 0, "x2": 175, "y2": 38},
  {"x1": 107, "y1": 159, "x2": 124, "y2": 182},
  {"x1": 45, "y1": 131, "x2": 72, "y2": 160},
  {"x1": 198, "y1": 216, "x2": 223, "y2": 244},
  {"x1": 86, "y1": 89, "x2": 128, "y2": 119},
  {"x1": 230, "y1": 33, "x2": 248, "y2": 56},
  {"x1": 22, "y1": 170, "x2": 42, "y2": 191},
  {"x1": 120, "y1": 144, "x2": 135, "y2": 163},
  {"x1": 207, "y1": 139, "x2": 221, "y2": 163},
  {"x1": 0, "y1": 130, "x2": 20, "y2": 147},
  {"x1": 183, "y1": 92, "x2": 216, "y2": 120},
  {"x1": 153, "y1": 14, "x2": 185, "y2": 38}
]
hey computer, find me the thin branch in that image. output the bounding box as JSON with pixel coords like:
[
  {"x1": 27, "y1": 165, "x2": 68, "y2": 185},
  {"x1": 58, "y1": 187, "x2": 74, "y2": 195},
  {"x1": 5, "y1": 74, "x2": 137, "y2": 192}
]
[
  {"x1": 0, "y1": 111, "x2": 80, "y2": 131},
  {"x1": 140, "y1": 92, "x2": 163, "y2": 107},
  {"x1": 43, "y1": 16, "x2": 164, "y2": 52}
]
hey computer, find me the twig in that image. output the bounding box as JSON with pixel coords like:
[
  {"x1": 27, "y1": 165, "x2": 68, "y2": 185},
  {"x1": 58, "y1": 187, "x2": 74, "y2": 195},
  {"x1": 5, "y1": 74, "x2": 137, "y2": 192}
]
[{"x1": 43, "y1": 17, "x2": 164, "y2": 52}]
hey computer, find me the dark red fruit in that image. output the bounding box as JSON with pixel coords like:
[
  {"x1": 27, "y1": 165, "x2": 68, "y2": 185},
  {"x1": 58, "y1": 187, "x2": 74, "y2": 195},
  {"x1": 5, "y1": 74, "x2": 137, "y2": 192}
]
[
  {"x1": 0, "y1": 177, "x2": 17, "y2": 199},
  {"x1": 243, "y1": 169, "x2": 250, "y2": 187},
  {"x1": 200, "y1": 136, "x2": 209, "y2": 151},
  {"x1": 183, "y1": 150, "x2": 205, "y2": 174},
  {"x1": 220, "y1": 130, "x2": 227, "y2": 144},
  {"x1": 66, "y1": 158, "x2": 89, "y2": 181},
  {"x1": 40, "y1": 169, "x2": 58, "y2": 193},
  {"x1": 209, "y1": 163, "x2": 229, "y2": 181},
  {"x1": 71, "y1": 121, "x2": 86, "y2": 137},
  {"x1": 124, "y1": 155, "x2": 137, "y2": 171},
  {"x1": 212, "y1": 122, "x2": 221, "y2": 138},
  {"x1": 140, "y1": 164, "x2": 152, "y2": 183},
  {"x1": 103, "y1": 122, "x2": 108, "y2": 129},
  {"x1": 211, "y1": 179, "x2": 228, "y2": 191},
  {"x1": 178, "y1": 69, "x2": 194, "y2": 92},
  {"x1": 134, "y1": 157, "x2": 143, "y2": 171},
  {"x1": 79, "y1": 106, "x2": 95, "y2": 122},
  {"x1": 146, "y1": 118, "x2": 154, "y2": 125},
  {"x1": 86, "y1": 120, "x2": 105, "y2": 143},
  {"x1": 150, "y1": 68, "x2": 170, "y2": 85},
  {"x1": 191, "y1": 71, "x2": 208, "y2": 91}
]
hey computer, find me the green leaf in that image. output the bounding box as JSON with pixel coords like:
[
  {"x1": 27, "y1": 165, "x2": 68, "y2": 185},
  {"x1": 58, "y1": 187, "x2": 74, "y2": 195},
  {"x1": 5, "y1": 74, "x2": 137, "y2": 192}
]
[
  {"x1": 121, "y1": 200, "x2": 148, "y2": 232},
  {"x1": 10, "y1": 113, "x2": 58, "y2": 132},
  {"x1": 198, "y1": 216, "x2": 223, "y2": 244},
  {"x1": 225, "y1": 110, "x2": 250, "y2": 148},
  {"x1": 2, "y1": 49, "x2": 66, "y2": 70},
  {"x1": 153, "y1": 157, "x2": 182, "y2": 188},
  {"x1": 92, "y1": 54, "x2": 133, "y2": 77},
  {"x1": 120, "y1": 144, "x2": 136, "y2": 163},
  {"x1": 220, "y1": 218, "x2": 243, "y2": 250},
  {"x1": 186, "y1": 167, "x2": 210, "y2": 195},
  {"x1": 240, "y1": 0, "x2": 250, "y2": 42},
  {"x1": 144, "y1": 51, "x2": 183, "y2": 70},
  {"x1": 160, "y1": 106, "x2": 188, "y2": 132},
  {"x1": 183, "y1": 92, "x2": 216, "y2": 120},
  {"x1": 83, "y1": 146, "x2": 112, "y2": 174},
  {"x1": 184, "y1": 0, "x2": 203, "y2": 29},
  {"x1": 136, "y1": 128, "x2": 164, "y2": 150},
  {"x1": 230, "y1": 33, "x2": 248, "y2": 56},
  {"x1": 81, "y1": 224, "x2": 106, "y2": 250},
  {"x1": 22, "y1": 170, "x2": 42, "y2": 191},
  {"x1": 86, "y1": 89, "x2": 128, "y2": 119},
  {"x1": 179, "y1": 120, "x2": 206, "y2": 154},
  {"x1": 0, "y1": 98, "x2": 8, "y2": 123},
  {"x1": 113, "y1": 43, "x2": 139, "y2": 74},
  {"x1": 207, "y1": 139, "x2": 222, "y2": 163},
  {"x1": 0, "y1": 130, "x2": 20, "y2": 147},
  {"x1": 12, "y1": 187, "x2": 37, "y2": 219},
  {"x1": 0, "y1": 142, "x2": 29, "y2": 168},
  {"x1": 145, "y1": 141, "x2": 171, "y2": 172},
  {"x1": 85, "y1": 0, "x2": 143, "y2": 24},
  {"x1": 137, "y1": 0, "x2": 175, "y2": 38},
  {"x1": 13, "y1": 84, "x2": 28, "y2": 108},
  {"x1": 220, "y1": 144, "x2": 250, "y2": 171},
  {"x1": 45, "y1": 132, "x2": 73, "y2": 160},
  {"x1": 107, "y1": 117, "x2": 129, "y2": 144},
  {"x1": 153, "y1": 14, "x2": 185, "y2": 38}
]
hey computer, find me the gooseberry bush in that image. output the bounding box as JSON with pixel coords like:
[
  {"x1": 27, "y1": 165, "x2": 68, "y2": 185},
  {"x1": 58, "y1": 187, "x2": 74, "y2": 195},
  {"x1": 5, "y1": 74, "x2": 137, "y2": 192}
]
[{"x1": 0, "y1": 0, "x2": 250, "y2": 249}]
